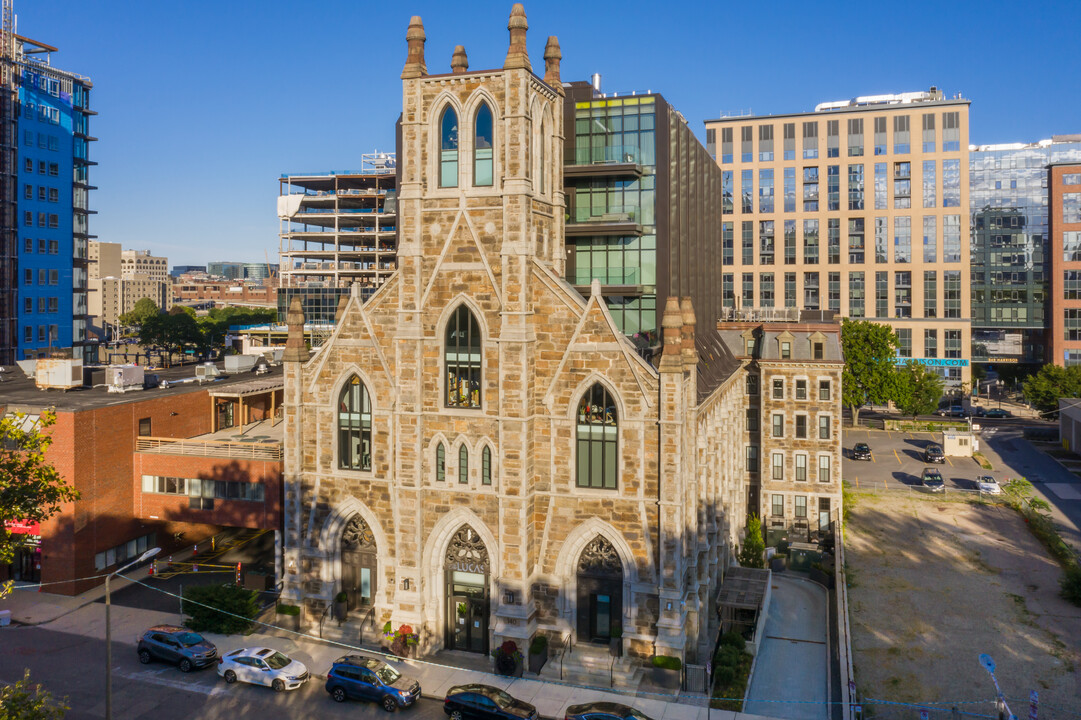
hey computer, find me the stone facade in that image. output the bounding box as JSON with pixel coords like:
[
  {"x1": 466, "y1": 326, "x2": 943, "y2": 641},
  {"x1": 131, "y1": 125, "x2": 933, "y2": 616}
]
[{"x1": 281, "y1": 5, "x2": 747, "y2": 668}]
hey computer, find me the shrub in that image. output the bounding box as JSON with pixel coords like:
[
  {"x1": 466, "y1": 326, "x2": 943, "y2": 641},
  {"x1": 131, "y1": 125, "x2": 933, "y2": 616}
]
[
  {"x1": 651, "y1": 655, "x2": 682, "y2": 671},
  {"x1": 276, "y1": 603, "x2": 300, "y2": 616},
  {"x1": 529, "y1": 634, "x2": 548, "y2": 655},
  {"x1": 713, "y1": 663, "x2": 737, "y2": 686},
  {"x1": 714, "y1": 644, "x2": 740, "y2": 668},
  {"x1": 719, "y1": 630, "x2": 746, "y2": 650},
  {"x1": 738, "y1": 515, "x2": 766, "y2": 569},
  {"x1": 1062, "y1": 565, "x2": 1081, "y2": 607},
  {"x1": 182, "y1": 583, "x2": 259, "y2": 634},
  {"x1": 334, "y1": 591, "x2": 348, "y2": 604},
  {"x1": 776, "y1": 539, "x2": 790, "y2": 556}
]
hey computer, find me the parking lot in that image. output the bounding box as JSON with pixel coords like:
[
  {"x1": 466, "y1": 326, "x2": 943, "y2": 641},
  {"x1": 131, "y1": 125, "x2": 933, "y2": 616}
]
[{"x1": 842, "y1": 426, "x2": 1003, "y2": 494}]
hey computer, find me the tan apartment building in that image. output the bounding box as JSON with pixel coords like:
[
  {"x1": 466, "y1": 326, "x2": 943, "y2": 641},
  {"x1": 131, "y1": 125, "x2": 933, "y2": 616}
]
[
  {"x1": 717, "y1": 309, "x2": 843, "y2": 542},
  {"x1": 121, "y1": 249, "x2": 169, "y2": 281},
  {"x1": 1049, "y1": 162, "x2": 1081, "y2": 365},
  {"x1": 87, "y1": 241, "x2": 172, "y2": 336},
  {"x1": 705, "y1": 89, "x2": 972, "y2": 388}
]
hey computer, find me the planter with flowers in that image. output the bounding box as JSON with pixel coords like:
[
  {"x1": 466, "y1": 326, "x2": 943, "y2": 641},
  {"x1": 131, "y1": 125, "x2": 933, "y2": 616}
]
[
  {"x1": 492, "y1": 640, "x2": 524, "y2": 677},
  {"x1": 382, "y1": 623, "x2": 419, "y2": 658}
]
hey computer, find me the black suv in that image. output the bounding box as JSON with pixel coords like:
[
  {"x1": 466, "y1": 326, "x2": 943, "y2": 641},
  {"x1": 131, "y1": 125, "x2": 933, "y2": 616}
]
[
  {"x1": 923, "y1": 443, "x2": 945, "y2": 463},
  {"x1": 444, "y1": 684, "x2": 537, "y2": 720},
  {"x1": 566, "y1": 702, "x2": 656, "y2": 720},
  {"x1": 324, "y1": 655, "x2": 421, "y2": 711},
  {"x1": 852, "y1": 443, "x2": 872, "y2": 461},
  {"x1": 137, "y1": 625, "x2": 217, "y2": 672}
]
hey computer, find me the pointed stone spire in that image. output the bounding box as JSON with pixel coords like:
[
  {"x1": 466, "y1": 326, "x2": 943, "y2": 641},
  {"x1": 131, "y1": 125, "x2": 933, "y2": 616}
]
[
  {"x1": 334, "y1": 294, "x2": 349, "y2": 323},
  {"x1": 680, "y1": 297, "x2": 698, "y2": 366},
  {"x1": 659, "y1": 296, "x2": 683, "y2": 371},
  {"x1": 543, "y1": 36, "x2": 562, "y2": 87},
  {"x1": 504, "y1": 4, "x2": 531, "y2": 71},
  {"x1": 401, "y1": 16, "x2": 427, "y2": 79},
  {"x1": 282, "y1": 296, "x2": 308, "y2": 363},
  {"x1": 451, "y1": 45, "x2": 469, "y2": 74}
]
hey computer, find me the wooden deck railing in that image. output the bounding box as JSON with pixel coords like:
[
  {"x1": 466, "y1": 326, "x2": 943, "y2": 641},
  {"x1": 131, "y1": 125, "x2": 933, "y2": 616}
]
[{"x1": 135, "y1": 436, "x2": 283, "y2": 461}]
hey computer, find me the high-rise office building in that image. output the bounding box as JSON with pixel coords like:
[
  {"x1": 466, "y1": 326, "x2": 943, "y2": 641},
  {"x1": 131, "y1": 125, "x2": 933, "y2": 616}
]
[
  {"x1": 969, "y1": 137, "x2": 1081, "y2": 370},
  {"x1": 705, "y1": 89, "x2": 972, "y2": 388},
  {"x1": 4, "y1": 30, "x2": 94, "y2": 361},
  {"x1": 1050, "y1": 160, "x2": 1081, "y2": 366}
]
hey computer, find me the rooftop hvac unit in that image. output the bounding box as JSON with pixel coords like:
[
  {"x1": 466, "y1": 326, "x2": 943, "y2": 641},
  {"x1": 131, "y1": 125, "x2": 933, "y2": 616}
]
[
  {"x1": 225, "y1": 354, "x2": 259, "y2": 374},
  {"x1": 35, "y1": 358, "x2": 83, "y2": 391},
  {"x1": 195, "y1": 363, "x2": 222, "y2": 383},
  {"x1": 106, "y1": 365, "x2": 145, "y2": 393}
]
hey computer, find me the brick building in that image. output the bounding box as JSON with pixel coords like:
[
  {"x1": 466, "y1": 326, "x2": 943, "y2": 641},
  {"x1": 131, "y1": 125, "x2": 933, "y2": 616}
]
[
  {"x1": 173, "y1": 280, "x2": 276, "y2": 309},
  {"x1": 1049, "y1": 162, "x2": 1081, "y2": 365},
  {"x1": 280, "y1": 7, "x2": 748, "y2": 682},
  {"x1": 1, "y1": 363, "x2": 282, "y2": 594}
]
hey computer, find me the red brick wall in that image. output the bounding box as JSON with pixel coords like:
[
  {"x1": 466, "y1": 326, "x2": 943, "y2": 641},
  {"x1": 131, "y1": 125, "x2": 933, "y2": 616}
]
[
  {"x1": 37, "y1": 389, "x2": 221, "y2": 594},
  {"x1": 1050, "y1": 164, "x2": 1081, "y2": 365},
  {"x1": 133, "y1": 453, "x2": 281, "y2": 530}
]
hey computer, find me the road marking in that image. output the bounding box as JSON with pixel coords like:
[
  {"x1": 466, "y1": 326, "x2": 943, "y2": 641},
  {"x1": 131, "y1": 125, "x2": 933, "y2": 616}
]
[
  {"x1": 946, "y1": 456, "x2": 953, "y2": 467},
  {"x1": 870, "y1": 453, "x2": 876, "y2": 463},
  {"x1": 114, "y1": 668, "x2": 229, "y2": 698},
  {"x1": 1045, "y1": 483, "x2": 1081, "y2": 500},
  {"x1": 894, "y1": 449, "x2": 901, "y2": 464}
]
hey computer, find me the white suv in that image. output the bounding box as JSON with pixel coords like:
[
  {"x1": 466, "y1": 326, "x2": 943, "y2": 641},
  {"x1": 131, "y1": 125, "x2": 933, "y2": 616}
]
[{"x1": 217, "y1": 647, "x2": 309, "y2": 692}]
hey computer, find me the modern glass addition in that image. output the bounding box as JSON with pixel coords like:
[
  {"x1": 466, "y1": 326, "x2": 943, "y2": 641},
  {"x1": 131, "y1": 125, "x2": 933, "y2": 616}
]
[
  {"x1": 576, "y1": 384, "x2": 618, "y2": 489},
  {"x1": 338, "y1": 376, "x2": 373, "y2": 471}
]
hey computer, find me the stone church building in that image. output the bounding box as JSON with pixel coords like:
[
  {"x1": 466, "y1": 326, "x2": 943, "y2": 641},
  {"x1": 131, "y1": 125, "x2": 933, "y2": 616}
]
[{"x1": 280, "y1": 5, "x2": 749, "y2": 675}]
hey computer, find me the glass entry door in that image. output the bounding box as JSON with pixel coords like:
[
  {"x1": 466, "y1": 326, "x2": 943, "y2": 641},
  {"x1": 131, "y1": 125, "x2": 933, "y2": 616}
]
[
  {"x1": 447, "y1": 579, "x2": 488, "y2": 654},
  {"x1": 589, "y1": 593, "x2": 612, "y2": 643},
  {"x1": 342, "y1": 552, "x2": 375, "y2": 611}
]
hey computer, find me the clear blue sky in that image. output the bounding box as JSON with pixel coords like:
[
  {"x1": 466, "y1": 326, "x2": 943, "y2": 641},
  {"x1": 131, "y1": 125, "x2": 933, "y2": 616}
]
[{"x1": 19, "y1": 0, "x2": 1081, "y2": 267}]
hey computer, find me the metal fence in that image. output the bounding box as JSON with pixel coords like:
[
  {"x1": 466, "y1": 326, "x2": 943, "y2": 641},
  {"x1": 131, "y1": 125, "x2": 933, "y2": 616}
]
[{"x1": 682, "y1": 663, "x2": 708, "y2": 694}]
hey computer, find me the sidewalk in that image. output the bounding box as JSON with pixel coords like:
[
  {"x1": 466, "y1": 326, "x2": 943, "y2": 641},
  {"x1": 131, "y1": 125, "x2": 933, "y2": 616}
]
[{"x1": 2, "y1": 582, "x2": 785, "y2": 720}]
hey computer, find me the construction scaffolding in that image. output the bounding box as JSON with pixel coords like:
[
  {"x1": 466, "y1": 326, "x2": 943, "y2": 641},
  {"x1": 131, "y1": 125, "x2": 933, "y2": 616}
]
[
  {"x1": 277, "y1": 152, "x2": 397, "y2": 323},
  {"x1": 0, "y1": 0, "x2": 17, "y2": 365}
]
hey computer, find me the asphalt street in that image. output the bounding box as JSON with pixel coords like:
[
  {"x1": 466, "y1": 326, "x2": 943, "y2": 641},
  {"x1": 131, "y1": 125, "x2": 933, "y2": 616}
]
[
  {"x1": 843, "y1": 423, "x2": 1081, "y2": 547},
  {"x1": 0, "y1": 625, "x2": 446, "y2": 720}
]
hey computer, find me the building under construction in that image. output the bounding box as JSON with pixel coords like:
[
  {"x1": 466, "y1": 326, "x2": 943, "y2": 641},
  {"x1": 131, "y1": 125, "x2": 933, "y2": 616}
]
[
  {"x1": 0, "y1": 1, "x2": 95, "y2": 364},
  {"x1": 276, "y1": 152, "x2": 397, "y2": 324}
]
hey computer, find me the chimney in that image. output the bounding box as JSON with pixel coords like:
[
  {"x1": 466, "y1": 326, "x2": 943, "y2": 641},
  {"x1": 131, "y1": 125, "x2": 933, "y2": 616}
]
[
  {"x1": 659, "y1": 296, "x2": 683, "y2": 372},
  {"x1": 543, "y1": 36, "x2": 562, "y2": 87},
  {"x1": 680, "y1": 297, "x2": 698, "y2": 366},
  {"x1": 504, "y1": 4, "x2": 531, "y2": 71},
  {"x1": 282, "y1": 297, "x2": 308, "y2": 363},
  {"x1": 451, "y1": 45, "x2": 469, "y2": 74},
  {"x1": 401, "y1": 16, "x2": 427, "y2": 79}
]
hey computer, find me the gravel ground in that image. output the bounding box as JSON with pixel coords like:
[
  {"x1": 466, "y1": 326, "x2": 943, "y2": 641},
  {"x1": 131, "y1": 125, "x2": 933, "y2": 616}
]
[{"x1": 845, "y1": 491, "x2": 1081, "y2": 716}]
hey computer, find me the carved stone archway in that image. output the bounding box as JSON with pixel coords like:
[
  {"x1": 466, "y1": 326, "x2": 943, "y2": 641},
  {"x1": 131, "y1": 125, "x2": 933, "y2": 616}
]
[
  {"x1": 576, "y1": 535, "x2": 624, "y2": 644},
  {"x1": 340, "y1": 514, "x2": 377, "y2": 611}
]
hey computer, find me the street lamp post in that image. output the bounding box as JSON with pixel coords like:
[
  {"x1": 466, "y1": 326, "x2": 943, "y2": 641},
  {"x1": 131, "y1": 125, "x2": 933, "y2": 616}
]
[{"x1": 106, "y1": 547, "x2": 160, "y2": 720}]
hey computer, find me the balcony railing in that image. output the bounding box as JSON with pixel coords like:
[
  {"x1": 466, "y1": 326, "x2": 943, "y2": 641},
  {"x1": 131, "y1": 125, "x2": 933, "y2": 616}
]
[
  {"x1": 136, "y1": 437, "x2": 283, "y2": 461},
  {"x1": 569, "y1": 144, "x2": 642, "y2": 166},
  {"x1": 572, "y1": 205, "x2": 638, "y2": 223},
  {"x1": 571, "y1": 269, "x2": 641, "y2": 286}
]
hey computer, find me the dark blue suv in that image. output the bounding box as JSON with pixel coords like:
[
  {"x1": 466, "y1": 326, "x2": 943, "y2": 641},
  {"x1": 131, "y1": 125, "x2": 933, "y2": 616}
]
[{"x1": 324, "y1": 655, "x2": 421, "y2": 712}]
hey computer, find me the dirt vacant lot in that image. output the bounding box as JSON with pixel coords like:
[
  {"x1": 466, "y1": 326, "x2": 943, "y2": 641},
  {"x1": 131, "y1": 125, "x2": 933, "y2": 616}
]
[{"x1": 845, "y1": 491, "x2": 1081, "y2": 715}]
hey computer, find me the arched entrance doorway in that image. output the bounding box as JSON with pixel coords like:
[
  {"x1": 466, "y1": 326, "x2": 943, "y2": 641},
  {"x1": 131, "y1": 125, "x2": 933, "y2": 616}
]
[
  {"x1": 576, "y1": 536, "x2": 623, "y2": 644},
  {"x1": 444, "y1": 525, "x2": 489, "y2": 654},
  {"x1": 340, "y1": 515, "x2": 377, "y2": 612}
]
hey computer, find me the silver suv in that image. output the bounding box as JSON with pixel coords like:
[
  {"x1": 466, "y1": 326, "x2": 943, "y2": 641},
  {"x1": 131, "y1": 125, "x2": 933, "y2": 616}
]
[{"x1": 137, "y1": 625, "x2": 218, "y2": 672}]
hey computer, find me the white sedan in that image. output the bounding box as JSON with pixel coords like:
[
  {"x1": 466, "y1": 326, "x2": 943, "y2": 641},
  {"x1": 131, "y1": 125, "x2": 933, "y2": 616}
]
[
  {"x1": 976, "y1": 475, "x2": 1002, "y2": 495},
  {"x1": 217, "y1": 647, "x2": 310, "y2": 692}
]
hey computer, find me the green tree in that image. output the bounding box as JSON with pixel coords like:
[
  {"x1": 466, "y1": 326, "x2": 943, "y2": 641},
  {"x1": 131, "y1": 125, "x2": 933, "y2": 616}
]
[
  {"x1": 118, "y1": 297, "x2": 160, "y2": 328},
  {"x1": 737, "y1": 515, "x2": 766, "y2": 569},
  {"x1": 0, "y1": 413, "x2": 80, "y2": 598},
  {"x1": 1023, "y1": 364, "x2": 1081, "y2": 414},
  {"x1": 181, "y1": 583, "x2": 259, "y2": 634},
  {"x1": 893, "y1": 360, "x2": 945, "y2": 419},
  {"x1": 198, "y1": 306, "x2": 277, "y2": 350},
  {"x1": 841, "y1": 319, "x2": 899, "y2": 426},
  {"x1": 0, "y1": 670, "x2": 68, "y2": 719}
]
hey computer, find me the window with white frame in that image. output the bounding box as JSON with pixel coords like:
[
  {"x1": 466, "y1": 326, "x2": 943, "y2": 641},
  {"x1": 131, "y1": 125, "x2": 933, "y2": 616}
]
[
  {"x1": 818, "y1": 454, "x2": 831, "y2": 482},
  {"x1": 796, "y1": 379, "x2": 807, "y2": 400},
  {"x1": 772, "y1": 452, "x2": 784, "y2": 480},
  {"x1": 795, "y1": 454, "x2": 807, "y2": 481},
  {"x1": 772, "y1": 378, "x2": 784, "y2": 399},
  {"x1": 819, "y1": 415, "x2": 831, "y2": 439},
  {"x1": 771, "y1": 494, "x2": 784, "y2": 517},
  {"x1": 772, "y1": 413, "x2": 784, "y2": 438}
]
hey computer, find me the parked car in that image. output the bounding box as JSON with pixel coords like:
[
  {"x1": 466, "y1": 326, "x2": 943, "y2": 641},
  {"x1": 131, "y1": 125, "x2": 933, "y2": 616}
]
[
  {"x1": 325, "y1": 655, "x2": 421, "y2": 711},
  {"x1": 136, "y1": 625, "x2": 217, "y2": 672},
  {"x1": 975, "y1": 475, "x2": 1002, "y2": 495},
  {"x1": 973, "y1": 406, "x2": 986, "y2": 417},
  {"x1": 217, "y1": 647, "x2": 309, "y2": 692},
  {"x1": 985, "y1": 408, "x2": 1011, "y2": 419},
  {"x1": 566, "y1": 702, "x2": 656, "y2": 720},
  {"x1": 937, "y1": 405, "x2": 967, "y2": 418},
  {"x1": 852, "y1": 443, "x2": 873, "y2": 461},
  {"x1": 921, "y1": 467, "x2": 945, "y2": 493},
  {"x1": 444, "y1": 684, "x2": 537, "y2": 720},
  {"x1": 923, "y1": 443, "x2": 945, "y2": 463}
]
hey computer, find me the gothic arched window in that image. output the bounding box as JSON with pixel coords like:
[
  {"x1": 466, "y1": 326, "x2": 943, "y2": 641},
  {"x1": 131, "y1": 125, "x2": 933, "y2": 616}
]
[
  {"x1": 436, "y1": 442, "x2": 446, "y2": 482},
  {"x1": 576, "y1": 384, "x2": 618, "y2": 489},
  {"x1": 440, "y1": 106, "x2": 459, "y2": 188},
  {"x1": 338, "y1": 376, "x2": 371, "y2": 471},
  {"x1": 474, "y1": 103, "x2": 493, "y2": 187},
  {"x1": 445, "y1": 305, "x2": 482, "y2": 408},
  {"x1": 459, "y1": 445, "x2": 469, "y2": 484},
  {"x1": 482, "y1": 446, "x2": 492, "y2": 486}
]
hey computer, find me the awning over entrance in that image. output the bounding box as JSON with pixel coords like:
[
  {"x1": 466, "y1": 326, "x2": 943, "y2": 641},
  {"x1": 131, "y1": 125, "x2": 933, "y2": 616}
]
[
  {"x1": 716, "y1": 566, "x2": 770, "y2": 645},
  {"x1": 5, "y1": 520, "x2": 41, "y2": 535}
]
